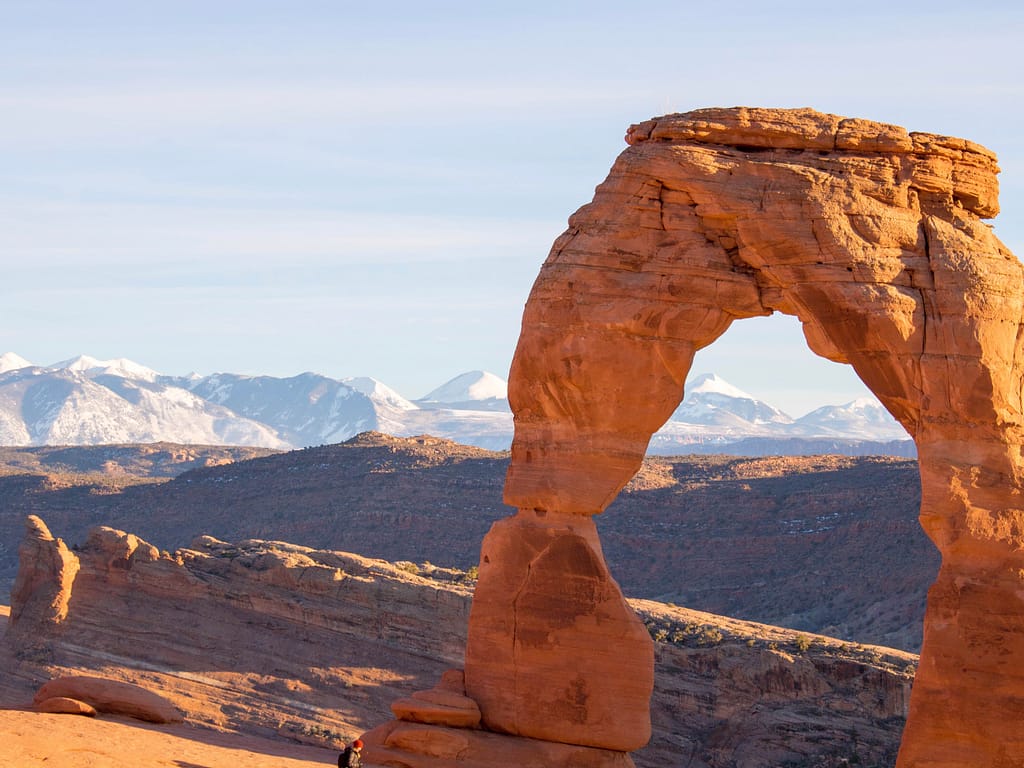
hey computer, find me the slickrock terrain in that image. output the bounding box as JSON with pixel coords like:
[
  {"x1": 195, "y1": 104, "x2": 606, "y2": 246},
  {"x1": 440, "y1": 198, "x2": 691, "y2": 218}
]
[
  {"x1": 489, "y1": 106, "x2": 1022, "y2": 765},
  {"x1": 0, "y1": 436, "x2": 931, "y2": 651},
  {"x1": 3, "y1": 517, "x2": 913, "y2": 767}
]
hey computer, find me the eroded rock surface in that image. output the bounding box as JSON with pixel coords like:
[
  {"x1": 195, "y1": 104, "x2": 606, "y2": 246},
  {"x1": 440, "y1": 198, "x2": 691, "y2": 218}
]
[
  {"x1": 35, "y1": 695, "x2": 98, "y2": 717},
  {"x1": 496, "y1": 106, "x2": 1023, "y2": 766},
  {"x1": 465, "y1": 509, "x2": 653, "y2": 750},
  {"x1": 34, "y1": 676, "x2": 182, "y2": 723},
  {"x1": 3, "y1": 517, "x2": 913, "y2": 767},
  {"x1": 7, "y1": 515, "x2": 79, "y2": 640}
]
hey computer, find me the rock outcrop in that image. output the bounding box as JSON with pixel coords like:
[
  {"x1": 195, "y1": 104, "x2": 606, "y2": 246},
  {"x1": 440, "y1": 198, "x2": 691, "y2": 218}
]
[
  {"x1": 482, "y1": 106, "x2": 1021, "y2": 766},
  {"x1": 34, "y1": 695, "x2": 98, "y2": 716},
  {"x1": 389, "y1": 669, "x2": 482, "y2": 729},
  {"x1": 3, "y1": 517, "x2": 474, "y2": 747},
  {"x1": 3, "y1": 518, "x2": 913, "y2": 767},
  {"x1": 7, "y1": 515, "x2": 79, "y2": 640}
]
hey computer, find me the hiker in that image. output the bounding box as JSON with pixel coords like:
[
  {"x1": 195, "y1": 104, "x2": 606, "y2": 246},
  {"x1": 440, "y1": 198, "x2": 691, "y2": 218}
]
[{"x1": 338, "y1": 738, "x2": 364, "y2": 768}]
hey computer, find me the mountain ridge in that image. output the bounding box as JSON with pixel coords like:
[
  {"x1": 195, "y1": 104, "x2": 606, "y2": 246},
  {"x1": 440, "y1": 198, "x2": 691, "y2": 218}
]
[{"x1": 0, "y1": 353, "x2": 913, "y2": 455}]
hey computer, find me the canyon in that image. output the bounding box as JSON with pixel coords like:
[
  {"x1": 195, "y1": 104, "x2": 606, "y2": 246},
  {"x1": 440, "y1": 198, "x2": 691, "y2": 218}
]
[
  {"x1": 0, "y1": 435, "x2": 931, "y2": 652},
  {"x1": 2, "y1": 515, "x2": 913, "y2": 767}
]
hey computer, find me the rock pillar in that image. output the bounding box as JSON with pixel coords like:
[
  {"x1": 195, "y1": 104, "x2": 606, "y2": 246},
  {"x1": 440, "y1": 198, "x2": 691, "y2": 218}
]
[
  {"x1": 6, "y1": 515, "x2": 79, "y2": 641},
  {"x1": 464, "y1": 510, "x2": 653, "y2": 751}
]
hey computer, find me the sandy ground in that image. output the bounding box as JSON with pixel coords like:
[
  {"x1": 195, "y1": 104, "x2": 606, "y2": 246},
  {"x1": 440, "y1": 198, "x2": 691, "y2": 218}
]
[
  {"x1": 1, "y1": 604, "x2": 341, "y2": 767},
  {"x1": 0, "y1": 710, "x2": 342, "y2": 767}
]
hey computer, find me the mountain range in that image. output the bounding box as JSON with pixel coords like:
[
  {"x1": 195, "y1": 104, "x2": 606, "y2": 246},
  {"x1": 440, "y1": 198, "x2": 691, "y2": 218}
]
[{"x1": 0, "y1": 353, "x2": 913, "y2": 455}]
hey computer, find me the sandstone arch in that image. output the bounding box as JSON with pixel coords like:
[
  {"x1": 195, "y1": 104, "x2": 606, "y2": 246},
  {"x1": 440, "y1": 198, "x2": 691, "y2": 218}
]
[{"x1": 466, "y1": 108, "x2": 1024, "y2": 767}]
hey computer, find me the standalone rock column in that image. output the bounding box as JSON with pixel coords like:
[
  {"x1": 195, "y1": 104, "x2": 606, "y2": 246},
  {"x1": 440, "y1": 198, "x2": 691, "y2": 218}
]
[{"x1": 464, "y1": 510, "x2": 654, "y2": 751}]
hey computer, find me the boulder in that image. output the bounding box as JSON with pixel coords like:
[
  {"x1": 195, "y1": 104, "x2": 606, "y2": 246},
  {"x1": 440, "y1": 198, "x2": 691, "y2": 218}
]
[
  {"x1": 35, "y1": 696, "x2": 97, "y2": 717},
  {"x1": 391, "y1": 686, "x2": 482, "y2": 729},
  {"x1": 34, "y1": 676, "x2": 183, "y2": 724}
]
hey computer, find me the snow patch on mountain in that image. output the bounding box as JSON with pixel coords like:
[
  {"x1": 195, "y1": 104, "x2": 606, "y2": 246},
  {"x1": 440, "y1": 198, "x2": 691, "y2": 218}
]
[
  {"x1": 0, "y1": 352, "x2": 33, "y2": 374},
  {"x1": 421, "y1": 371, "x2": 508, "y2": 403},
  {"x1": 417, "y1": 371, "x2": 510, "y2": 413},
  {"x1": 341, "y1": 377, "x2": 418, "y2": 412},
  {"x1": 50, "y1": 354, "x2": 160, "y2": 382},
  {"x1": 686, "y1": 372, "x2": 758, "y2": 400},
  {"x1": 669, "y1": 373, "x2": 794, "y2": 430}
]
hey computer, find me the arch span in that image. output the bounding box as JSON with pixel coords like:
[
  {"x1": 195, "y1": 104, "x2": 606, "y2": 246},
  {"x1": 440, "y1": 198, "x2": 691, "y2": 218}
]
[{"x1": 468, "y1": 108, "x2": 1024, "y2": 766}]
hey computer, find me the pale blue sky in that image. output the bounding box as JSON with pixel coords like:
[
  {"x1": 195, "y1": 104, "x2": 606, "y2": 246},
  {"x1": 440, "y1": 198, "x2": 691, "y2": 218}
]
[{"x1": 2, "y1": 1, "x2": 1021, "y2": 416}]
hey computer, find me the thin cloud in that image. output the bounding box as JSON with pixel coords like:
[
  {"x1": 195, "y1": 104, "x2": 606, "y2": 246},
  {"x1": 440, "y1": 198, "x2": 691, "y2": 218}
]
[{"x1": 0, "y1": 198, "x2": 558, "y2": 267}]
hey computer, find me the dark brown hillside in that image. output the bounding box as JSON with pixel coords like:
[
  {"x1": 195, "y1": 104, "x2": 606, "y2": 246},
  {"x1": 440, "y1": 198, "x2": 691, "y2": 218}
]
[
  {"x1": 0, "y1": 434, "x2": 932, "y2": 650},
  {"x1": 600, "y1": 455, "x2": 931, "y2": 650},
  {"x1": 0, "y1": 442, "x2": 278, "y2": 478}
]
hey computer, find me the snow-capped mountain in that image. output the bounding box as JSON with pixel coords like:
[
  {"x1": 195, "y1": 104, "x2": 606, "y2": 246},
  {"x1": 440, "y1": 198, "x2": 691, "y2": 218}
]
[
  {"x1": 0, "y1": 364, "x2": 288, "y2": 448},
  {"x1": 793, "y1": 397, "x2": 907, "y2": 441},
  {"x1": 417, "y1": 370, "x2": 510, "y2": 412},
  {"x1": 0, "y1": 353, "x2": 912, "y2": 455},
  {"x1": 649, "y1": 373, "x2": 909, "y2": 455},
  {"x1": 0, "y1": 352, "x2": 33, "y2": 374},
  {"x1": 50, "y1": 354, "x2": 160, "y2": 382},
  {"x1": 669, "y1": 373, "x2": 794, "y2": 429},
  {"x1": 178, "y1": 371, "x2": 419, "y2": 447}
]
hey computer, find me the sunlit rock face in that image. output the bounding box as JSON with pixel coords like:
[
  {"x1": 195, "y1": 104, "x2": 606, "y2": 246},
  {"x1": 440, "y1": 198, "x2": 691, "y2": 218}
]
[
  {"x1": 496, "y1": 107, "x2": 1024, "y2": 767},
  {"x1": 464, "y1": 509, "x2": 654, "y2": 751},
  {"x1": 7, "y1": 515, "x2": 79, "y2": 638}
]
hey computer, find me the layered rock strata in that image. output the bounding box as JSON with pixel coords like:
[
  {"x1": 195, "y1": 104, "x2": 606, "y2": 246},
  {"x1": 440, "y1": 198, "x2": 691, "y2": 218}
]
[
  {"x1": 3, "y1": 518, "x2": 913, "y2": 767},
  {"x1": 493, "y1": 106, "x2": 1022, "y2": 766},
  {"x1": 3, "y1": 517, "x2": 473, "y2": 746}
]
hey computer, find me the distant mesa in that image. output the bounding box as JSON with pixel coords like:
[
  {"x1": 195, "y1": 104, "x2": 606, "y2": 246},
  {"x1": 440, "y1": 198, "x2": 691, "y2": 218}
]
[{"x1": 0, "y1": 351, "x2": 911, "y2": 455}]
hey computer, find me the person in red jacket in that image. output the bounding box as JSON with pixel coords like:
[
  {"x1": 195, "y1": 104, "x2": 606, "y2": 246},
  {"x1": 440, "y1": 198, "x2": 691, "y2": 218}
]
[{"x1": 338, "y1": 739, "x2": 363, "y2": 767}]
